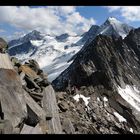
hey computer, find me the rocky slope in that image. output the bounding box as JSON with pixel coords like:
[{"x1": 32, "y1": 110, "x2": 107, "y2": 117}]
[{"x1": 52, "y1": 28, "x2": 140, "y2": 134}]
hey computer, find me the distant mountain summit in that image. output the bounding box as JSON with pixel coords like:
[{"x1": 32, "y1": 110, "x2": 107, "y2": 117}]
[
  {"x1": 99, "y1": 17, "x2": 133, "y2": 38},
  {"x1": 79, "y1": 17, "x2": 134, "y2": 47},
  {"x1": 8, "y1": 30, "x2": 43, "y2": 47}
]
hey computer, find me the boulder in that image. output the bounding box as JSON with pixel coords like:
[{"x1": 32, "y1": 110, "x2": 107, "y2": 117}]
[
  {"x1": 42, "y1": 85, "x2": 62, "y2": 134},
  {"x1": 28, "y1": 59, "x2": 40, "y2": 73},
  {"x1": 0, "y1": 69, "x2": 27, "y2": 128},
  {"x1": 24, "y1": 91, "x2": 47, "y2": 121},
  {"x1": 18, "y1": 65, "x2": 39, "y2": 80},
  {"x1": 58, "y1": 101, "x2": 69, "y2": 112},
  {"x1": 24, "y1": 75, "x2": 41, "y2": 90},
  {"x1": 0, "y1": 119, "x2": 13, "y2": 134},
  {"x1": 20, "y1": 124, "x2": 43, "y2": 134},
  {"x1": 62, "y1": 118, "x2": 75, "y2": 134}
]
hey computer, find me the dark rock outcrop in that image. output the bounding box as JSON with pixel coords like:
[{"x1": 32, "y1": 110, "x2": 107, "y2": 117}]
[{"x1": 8, "y1": 41, "x2": 36, "y2": 56}]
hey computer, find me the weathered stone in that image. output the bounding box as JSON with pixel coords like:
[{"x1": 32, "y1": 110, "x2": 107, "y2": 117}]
[
  {"x1": 42, "y1": 85, "x2": 62, "y2": 134},
  {"x1": 24, "y1": 91, "x2": 47, "y2": 121},
  {"x1": 24, "y1": 75, "x2": 40, "y2": 90},
  {"x1": 62, "y1": 118, "x2": 75, "y2": 134},
  {"x1": 25, "y1": 105, "x2": 39, "y2": 126},
  {"x1": 0, "y1": 54, "x2": 14, "y2": 69},
  {"x1": 0, "y1": 119, "x2": 13, "y2": 134},
  {"x1": 20, "y1": 124, "x2": 43, "y2": 134},
  {"x1": 28, "y1": 59, "x2": 40, "y2": 73},
  {"x1": 56, "y1": 92, "x2": 65, "y2": 100},
  {"x1": 13, "y1": 128, "x2": 20, "y2": 134},
  {"x1": 58, "y1": 101, "x2": 69, "y2": 112},
  {"x1": 18, "y1": 65, "x2": 39, "y2": 80},
  {"x1": 38, "y1": 119, "x2": 49, "y2": 134},
  {"x1": 19, "y1": 72, "x2": 26, "y2": 86},
  {"x1": 0, "y1": 69, "x2": 27, "y2": 128}
]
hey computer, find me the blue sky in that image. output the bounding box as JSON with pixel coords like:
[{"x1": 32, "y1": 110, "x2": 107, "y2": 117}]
[
  {"x1": 0, "y1": 6, "x2": 140, "y2": 41},
  {"x1": 77, "y1": 6, "x2": 140, "y2": 27}
]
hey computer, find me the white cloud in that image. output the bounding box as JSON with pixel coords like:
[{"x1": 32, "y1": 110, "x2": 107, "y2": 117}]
[
  {"x1": 106, "y1": 6, "x2": 140, "y2": 22},
  {"x1": 0, "y1": 6, "x2": 96, "y2": 36},
  {"x1": 7, "y1": 31, "x2": 26, "y2": 41}
]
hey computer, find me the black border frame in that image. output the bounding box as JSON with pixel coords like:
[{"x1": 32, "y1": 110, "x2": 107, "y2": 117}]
[{"x1": 0, "y1": 0, "x2": 139, "y2": 6}]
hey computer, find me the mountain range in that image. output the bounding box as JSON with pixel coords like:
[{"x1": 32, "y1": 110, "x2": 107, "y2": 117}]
[{"x1": 8, "y1": 17, "x2": 133, "y2": 82}]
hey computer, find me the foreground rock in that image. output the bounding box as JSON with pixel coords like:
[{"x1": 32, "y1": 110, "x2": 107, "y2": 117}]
[
  {"x1": 42, "y1": 85, "x2": 62, "y2": 134},
  {"x1": 0, "y1": 55, "x2": 27, "y2": 129},
  {"x1": 0, "y1": 40, "x2": 62, "y2": 134}
]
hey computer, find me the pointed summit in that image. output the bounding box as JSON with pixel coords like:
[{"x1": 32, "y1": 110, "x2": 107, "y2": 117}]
[
  {"x1": 25, "y1": 30, "x2": 42, "y2": 40},
  {"x1": 104, "y1": 17, "x2": 122, "y2": 25},
  {"x1": 8, "y1": 30, "x2": 44, "y2": 47},
  {"x1": 99, "y1": 17, "x2": 134, "y2": 38},
  {"x1": 107, "y1": 17, "x2": 119, "y2": 22},
  {"x1": 29, "y1": 30, "x2": 41, "y2": 36}
]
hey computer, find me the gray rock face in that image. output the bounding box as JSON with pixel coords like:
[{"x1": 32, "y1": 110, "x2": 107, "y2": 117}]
[
  {"x1": 20, "y1": 124, "x2": 43, "y2": 134},
  {"x1": 0, "y1": 120, "x2": 13, "y2": 134},
  {"x1": 42, "y1": 85, "x2": 62, "y2": 134},
  {"x1": 0, "y1": 69, "x2": 27, "y2": 128},
  {"x1": 0, "y1": 51, "x2": 62, "y2": 134},
  {"x1": 53, "y1": 28, "x2": 140, "y2": 134}
]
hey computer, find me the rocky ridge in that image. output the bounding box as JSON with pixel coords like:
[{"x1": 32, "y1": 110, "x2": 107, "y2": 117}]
[{"x1": 52, "y1": 28, "x2": 140, "y2": 134}]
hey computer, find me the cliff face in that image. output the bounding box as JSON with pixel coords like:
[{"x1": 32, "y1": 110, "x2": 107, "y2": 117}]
[{"x1": 52, "y1": 28, "x2": 140, "y2": 134}]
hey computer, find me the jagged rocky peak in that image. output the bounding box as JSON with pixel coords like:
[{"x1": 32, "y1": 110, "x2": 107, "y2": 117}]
[
  {"x1": 105, "y1": 17, "x2": 120, "y2": 24},
  {"x1": 73, "y1": 17, "x2": 133, "y2": 60},
  {"x1": 8, "y1": 30, "x2": 44, "y2": 47},
  {"x1": 25, "y1": 30, "x2": 43, "y2": 40},
  {"x1": 78, "y1": 25, "x2": 100, "y2": 44},
  {"x1": 99, "y1": 17, "x2": 134, "y2": 39}
]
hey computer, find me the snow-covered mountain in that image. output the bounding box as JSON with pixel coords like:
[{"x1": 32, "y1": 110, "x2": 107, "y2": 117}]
[
  {"x1": 98, "y1": 17, "x2": 133, "y2": 38},
  {"x1": 8, "y1": 30, "x2": 84, "y2": 81},
  {"x1": 78, "y1": 17, "x2": 134, "y2": 46},
  {"x1": 68, "y1": 17, "x2": 134, "y2": 62},
  {"x1": 8, "y1": 17, "x2": 134, "y2": 82},
  {"x1": 8, "y1": 30, "x2": 44, "y2": 47}
]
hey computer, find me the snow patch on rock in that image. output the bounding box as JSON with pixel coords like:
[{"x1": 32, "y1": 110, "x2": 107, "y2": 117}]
[
  {"x1": 113, "y1": 112, "x2": 127, "y2": 123},
  {"x1": 73, "y1": 94, "x2": 90, "y2": 106},
  {"x1": 117, "y1": 85, "x2": 140, "y2": 112}
]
